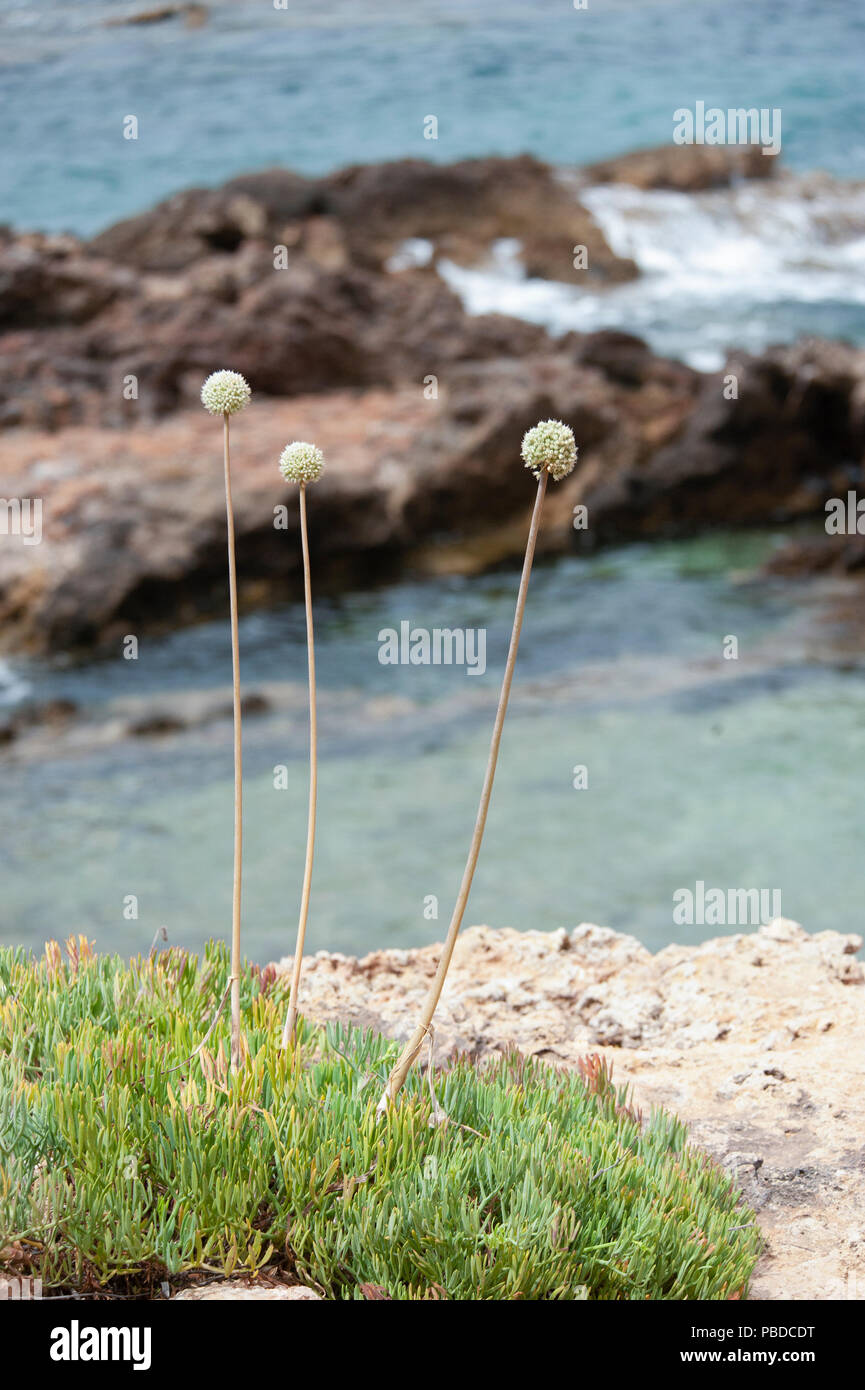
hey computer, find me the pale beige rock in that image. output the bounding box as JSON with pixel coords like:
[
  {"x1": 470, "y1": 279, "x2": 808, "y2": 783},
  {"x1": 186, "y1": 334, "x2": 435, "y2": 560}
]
[
  {"x1": 174, "y1": 1280, "x2": 321, "y2": 1301},
  {"x1": 275, "y1": 917, "x2": 865, "y2": 1302}
]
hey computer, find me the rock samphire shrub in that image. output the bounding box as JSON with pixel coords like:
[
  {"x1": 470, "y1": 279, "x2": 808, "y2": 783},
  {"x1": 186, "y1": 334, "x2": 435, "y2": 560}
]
[{"x1": 0, "y1": 939, "x2": 760, "y2": 1300}]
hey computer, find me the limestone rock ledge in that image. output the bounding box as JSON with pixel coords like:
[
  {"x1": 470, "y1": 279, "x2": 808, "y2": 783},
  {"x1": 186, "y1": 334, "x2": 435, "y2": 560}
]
[{"x1": 275, "y1": 919, "x2": 865, "y2": 1302}]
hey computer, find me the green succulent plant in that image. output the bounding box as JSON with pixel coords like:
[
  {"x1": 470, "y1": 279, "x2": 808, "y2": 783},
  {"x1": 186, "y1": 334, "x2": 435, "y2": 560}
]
[{"x1": 0, "y1": 939, "x2": 760, "y2": 1301}]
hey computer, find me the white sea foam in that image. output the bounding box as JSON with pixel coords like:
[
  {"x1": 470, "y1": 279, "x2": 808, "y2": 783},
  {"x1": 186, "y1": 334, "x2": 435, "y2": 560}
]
[
  {"x1": 0, "y1": 658, "x2": 31, "y2": 707},
  {"x1": 436, "y1": 172, "x2": 865, "y2": 369},
  {"x1": 385, "y1": 237, "x2": 434, "y2": 272}
]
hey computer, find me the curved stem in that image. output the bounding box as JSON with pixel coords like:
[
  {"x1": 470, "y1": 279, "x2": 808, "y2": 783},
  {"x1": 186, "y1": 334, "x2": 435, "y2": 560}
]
[
  {"x1": 282, "y1": 484, "x2": 318, "y2": 1047},
  {"x1": 378, "y1": 472, "x2": 548, "y2": 1108},
  {"x1": 223, "y1": 412, "x2": 243, "y2": 1075}
]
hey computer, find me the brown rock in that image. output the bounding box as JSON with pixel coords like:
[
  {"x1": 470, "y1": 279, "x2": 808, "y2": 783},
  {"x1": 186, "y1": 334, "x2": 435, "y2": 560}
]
[
  {"x1": 0, "y1": 231, "x2": 134, "y2": 330},
  {"x1": 316, "y1": 154, "x2": 636, "y2": 285},
  {"x1": 0, "y1": 239, "x2": 551, "y2": 429},
  {"x1": 89, "y1": 187, "x2": 276, "y2": 271},
  {"x1": 581, "y1": 337, "x2": 865, "y2": 542},
  {"x1": 0, "y1": 145, "x2": 788, "y2": 432},
  {"x1": 3, "y1": 332, "x2": 862, "y2": 656},
  {"x1": 0, "y1": 386, "x2": 426, "y2": 653},
  {"x1": 88, "y1": 154, "x2": 635, "y2": 286},
  {"x1": 583, "y1": 143, "x2": 776, "y2": 191}
]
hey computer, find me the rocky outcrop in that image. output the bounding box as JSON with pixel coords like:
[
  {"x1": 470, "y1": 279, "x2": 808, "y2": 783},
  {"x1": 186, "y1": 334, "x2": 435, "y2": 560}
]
[
  {"x1": 0, "y1": 384, "x2": 420, "y2": 652},
  {"x1": 0, "y1": 143, "x2": 781, "y2": 430},
  {"x1": 10, "y1": 155, "x2": 621, "y2": 430},
  {"x1": 578, "y1": 336, "x2": 865, "y2": 540},
  {"x1": 3, "y1": 333, "x2": 864, "y2": 656},
  {"x1": 759, "y1": 341, "x2": 865, "y2": 579},
  {"x1": 2, "y1": 147, "x2": 858, "y2": 656},
  {"x1": 310, "y1": 155, "x2": 637, "y2": 285},
  {"x1": 0, "y1": 338, "x2": 695, "y2": 654},
  {"x1": 0, "y1": 230, "x2": 135, "y2": 329},
  {"x1": 89, "y1": 154, "x2": 636, "y2": 285},
  {"x1": 88, "y1": 145, "x2": 775, "y2": 283},
  {"x1": 273, "y1": 918, "x2": 865, "y2": 1301},
  {"x1": 0, "y1": 238, "x2": 549, "y2": 430},
  {"x1": 582, "y1": 143, "x2": 776, "y2": 191}
]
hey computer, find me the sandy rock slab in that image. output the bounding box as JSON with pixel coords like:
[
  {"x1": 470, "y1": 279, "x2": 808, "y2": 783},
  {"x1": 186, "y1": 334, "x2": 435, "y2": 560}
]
[
  {"x1": 173, "y1": 1279, "x2": 321, "y2": 1301},
  {"x1": 276, "y1": 918, "x2": 865, "y2": 1301}
]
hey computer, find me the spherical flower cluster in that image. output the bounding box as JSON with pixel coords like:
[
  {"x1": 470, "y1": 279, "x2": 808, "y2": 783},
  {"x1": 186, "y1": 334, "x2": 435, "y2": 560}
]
[
  {"x1": 200, "y1": 370, "x2": 252, "y2": 416},
  {"x1": 279, "y1": 441, "x2": 325, "y2": 486},
  {"x1": 520, "y1": 419, "x2": 577, "y2": 482}
]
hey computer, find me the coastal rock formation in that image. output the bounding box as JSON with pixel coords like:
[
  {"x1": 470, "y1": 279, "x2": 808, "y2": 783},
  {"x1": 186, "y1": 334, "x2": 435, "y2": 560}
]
[
  {"x1": 761, "y1": 341, "x2": 865, "y2": 580},
  {"x1": 0, "y1": 237, "x2": 548, "y2": 430},
  {"x1": 0, "y1": 144, "x2": 779, "y2": 429},
  {"x1": 88, "y1": 145, "x2": 773, "y2": 279},
  {"x1": 580, "y1": 336, "x2": 865, "y2": 540},
  {"x1": 0, "y1": 384, "x2": 423, "y2": 652},
  {"x1": 273, "y1": 918, "x2": 865, "y2": 1302},
  {"x1": 2, "y1": 335, "x2": 863, "y2": 655},
  {"x1": 307, "y1": 155, "x2": 637, "y2": 285},
  {"x1": 0, "y1": 229, "x2": 135, "y2": 329},
  {"x1": 2, "y1": 148, "x2": 861, "y2": 656},
  {"x1": 90, "y1": 154, "x2": 636, "y2": 285},
  {"x1": 582, "y1": 143, "x2": 776, "y2": 191}
]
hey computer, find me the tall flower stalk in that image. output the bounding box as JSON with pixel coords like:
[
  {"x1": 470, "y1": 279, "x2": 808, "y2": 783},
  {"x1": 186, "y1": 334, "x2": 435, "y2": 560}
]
[
  {"x1": 201, "y1": 370, "x2": 252, "y2": 1075},
  {"x1": 278, "y1": 442, "x2": 325, "y2": 1047},
  {"x1": 379, "y1": 420, "x2": 578, "y2": 1108}
]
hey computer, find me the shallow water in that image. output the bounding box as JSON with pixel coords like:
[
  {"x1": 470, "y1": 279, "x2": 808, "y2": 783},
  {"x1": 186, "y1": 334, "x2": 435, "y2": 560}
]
[{"x1": 2, "y1": 529, "x2": 863, "y2": 962}]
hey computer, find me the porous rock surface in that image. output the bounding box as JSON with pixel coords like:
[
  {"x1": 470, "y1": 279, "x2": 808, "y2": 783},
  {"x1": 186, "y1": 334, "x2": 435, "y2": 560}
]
[
  {"x1": 3, "y1": 336, "x2": 863, "y2": 657},
  {"x1": 173, "y1": 1280, "x2": 321, "y2": 1301},
  {"x1": 275, "y1": 918, "x2": 865, "y2": 1301}
]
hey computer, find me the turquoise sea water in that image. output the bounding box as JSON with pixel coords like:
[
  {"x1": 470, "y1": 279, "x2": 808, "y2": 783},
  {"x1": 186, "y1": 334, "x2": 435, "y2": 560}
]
[
  {"x1": 1, "y1": 0, "x2": 863, "y2": 236},
  {"x1": 2, "y1": 531, "x2": 863, "y2": 961}
]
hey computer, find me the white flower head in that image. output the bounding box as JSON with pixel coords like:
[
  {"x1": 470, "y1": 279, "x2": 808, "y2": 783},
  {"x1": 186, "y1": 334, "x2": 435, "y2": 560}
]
[
  {"x1": 200, "y1": 370, "x2": 252, "y2": 416},
  {"x1": 279, "y1": 441, "x2": 324, "y2": 486},
  {"x1": 520, "y1": 419, "x2": 577, "y2": 481}
]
